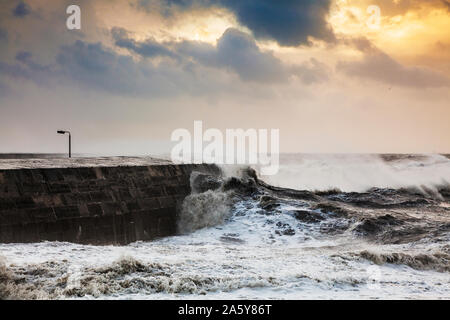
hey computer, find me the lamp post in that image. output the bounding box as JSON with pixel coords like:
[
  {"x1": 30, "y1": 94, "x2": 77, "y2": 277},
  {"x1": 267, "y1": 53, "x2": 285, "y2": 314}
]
[{"x1": 57, "y1": 130, "x2": 71, "y2": 158}]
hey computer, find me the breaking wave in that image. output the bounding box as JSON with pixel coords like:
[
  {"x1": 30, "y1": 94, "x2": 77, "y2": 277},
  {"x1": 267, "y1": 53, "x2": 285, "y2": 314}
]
[
  {"x1": 178, "y1": 190, "x2": 232, "y2": 234},
  {"x1": 357, "y1": 250, "x2": 450, "y2": 273},
  {"x1": 0, "y1": 256, "x2": 284, "y2": 299},
  {"x1": 260, "y1": 154, "x2": 450, "y2": 193},
  {"x1": 1, "y1": 154, "x2": 449, "y2": 299}
]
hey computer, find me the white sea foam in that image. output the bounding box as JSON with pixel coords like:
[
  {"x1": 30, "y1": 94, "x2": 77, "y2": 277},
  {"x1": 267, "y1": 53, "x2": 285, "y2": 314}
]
[
  {"x1": 259, "y1": 154, "x2": 450, "y2": 192},
  {"x1": 0, "y1": 154, "x2": 449, "y2": 299}
]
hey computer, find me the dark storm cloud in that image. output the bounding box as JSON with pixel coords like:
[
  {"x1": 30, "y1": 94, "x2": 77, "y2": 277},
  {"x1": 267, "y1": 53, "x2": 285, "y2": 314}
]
[
  {"x1": 112, "y1": 27, "x2": 180, "y2": 60},
  {"x1": 53, "y1": 40, "x2": 240, "y2": 97},
  {"x1": 55, "y1": 40, "x2": 147, "y2": 94},
  {"x1": 15, "y1": 51, "x2": 32, "y2": 63},
  {"x1": 0, "y1": 28, "x2": 7, "y2": 42},
  {"x1": 1, "y1": 43, "x2": 134, "y2": 93},
  {"x1": 0, "y1": 51, "x2": 52, "y2": 85},
  {"x1": 114, "y1": 27, "x2": 329, "y2": 84},
  {"x1": 114, "y1": 26, "x2": 331, "y2": 84},
  {"x1": 337, "y1": 43, "x2": 450, "y2": 88},
  {"x1": 12, "y1": 1, "x2": 31, "y2": 17},
  {"x1": 0, "y1": 61, "x2": 29, "y2": 79},
  {"x1": 176, "y1": 28, "x2": 288, "y2": 82},
  {"x1": 217, "y1": 0, "x2": 334, "y2": 46},
  {"x1": 0, "y1": 81, "x2": 8, "y2": 94},
  {"x1": 114, "y1": 27, "x2": 291, "y2": 83},
  {"x1": 137, "y1": 0, "x2": 335, "y2": 46},
  {"x1": 0, "y1": 29, "x2": 329, "y2": 98},
  {"x1": 15, "y1": 51, "x2": 51, "y2": 72},
  {"x1": 0, "y1": 39, "x2": 233, "y2": 97}
]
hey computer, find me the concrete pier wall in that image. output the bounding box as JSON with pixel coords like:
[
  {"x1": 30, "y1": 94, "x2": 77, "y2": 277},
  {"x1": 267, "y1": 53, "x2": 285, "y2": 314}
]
[{"x1": 0, "y1": 163, "x2": 219, "y2": 244}]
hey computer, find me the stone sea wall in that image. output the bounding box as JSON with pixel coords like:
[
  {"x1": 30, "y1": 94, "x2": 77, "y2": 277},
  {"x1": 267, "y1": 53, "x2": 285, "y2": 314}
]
[{"x1": 0, "y1": 164, "x2": 219, "y2": 244}]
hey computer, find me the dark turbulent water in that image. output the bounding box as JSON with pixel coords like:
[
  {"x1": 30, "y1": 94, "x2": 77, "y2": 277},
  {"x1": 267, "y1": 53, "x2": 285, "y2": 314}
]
[{"x1": 1, "y1": 154, "x2": 449, "y2": 299}]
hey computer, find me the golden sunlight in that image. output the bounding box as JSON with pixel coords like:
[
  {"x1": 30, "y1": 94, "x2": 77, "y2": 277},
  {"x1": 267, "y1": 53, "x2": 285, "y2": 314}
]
[{"x1": 329, "y1": 0, "x2": 450, "y2": 66}]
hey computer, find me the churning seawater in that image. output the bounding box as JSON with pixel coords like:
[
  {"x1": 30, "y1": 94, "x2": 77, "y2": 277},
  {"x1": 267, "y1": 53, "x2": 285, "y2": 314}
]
[{"x1": 1, "y1": 154, "x2": 449, "y2": 299}]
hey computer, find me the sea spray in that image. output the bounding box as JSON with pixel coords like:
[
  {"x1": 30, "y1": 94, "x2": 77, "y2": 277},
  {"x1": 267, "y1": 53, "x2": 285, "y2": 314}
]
[
  {"x1": 178, "y1": 190, "x2": 233, "y2": 234},
  {"x1": 178, "y1": 167, "x2": 259, "y2": 234},
  {"x1": 259, "y1": 154, "x2": 450, "y2": 193},
  {"x1": 1, "y1": 154, "x2": 449, "y2": 299}
]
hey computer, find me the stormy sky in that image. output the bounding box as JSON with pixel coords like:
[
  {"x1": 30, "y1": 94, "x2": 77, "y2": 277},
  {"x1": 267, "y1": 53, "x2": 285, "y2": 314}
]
[{"x1": 0, "y1": 0, "x2": 449, "y2": 154}]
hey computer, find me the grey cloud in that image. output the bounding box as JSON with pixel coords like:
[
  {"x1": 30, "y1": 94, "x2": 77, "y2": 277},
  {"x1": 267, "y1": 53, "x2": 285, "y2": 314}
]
[
  {"x1": 1, "y1": 40, "x2": 235, "y2": 97},
  {"x1": 0, "y1": 28, "x2": 7, "y2": 42},
  {"x1": 216, "y1": 28, "x2": 287, "y2": 82},
  {"x1": 53, "y1": 40, "x2": 242, "y2": 97},
  {"x1": 56, "y1": 40, "x2": 149, "y2": 94},
  {"x1": 177, "y1": 28, "x2": 288, "y2": 82},
  {"x1": 337, "y1": 48, "x2": 450, "y2": 88},
  {"x1": 12, "y1": 1, "x2": 31, "y2": 17},
  {"x1": 112, "y1": 27, "x2": 180, "y2": 60},
  {"x1": 0, "y1": 61, "x2": 30, "y2": 79},
  {"x1": 136, "y1": 0, "x2": 335, "y2": 47},
  {"x1": 293, "y1": 58, "x2": 330, "y2": 85},
  {"x1": 0, "y1": 81, "x2": 8, "y2": 94},
  {"x1": 115, "y1": 27, "x2": 292, "y2": 83},
  {"x1": 0, "y1": 51, "x2": 52, "y2": 85},
  {"x1": 1, "y1": 30, "x2": 329, "y2": 99},
  {"x1": 15, "y1": 51, "x2": 32, "y2": 63},
  {"x1": 16, "y1": 51, "x2": 52, "y2": 74},
  {"x1": 1, "y1": 42, "x2": 141, "y2": 94}
]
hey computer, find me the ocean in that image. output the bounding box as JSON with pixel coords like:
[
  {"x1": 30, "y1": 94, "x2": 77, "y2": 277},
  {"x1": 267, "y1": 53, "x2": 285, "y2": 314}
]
[{"x1": 1, "y1": 154, "x2": 449, "y2": 299}]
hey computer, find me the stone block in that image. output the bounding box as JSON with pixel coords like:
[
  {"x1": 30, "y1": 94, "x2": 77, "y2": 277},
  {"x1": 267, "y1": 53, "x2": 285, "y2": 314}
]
[
  {"x1": 31, "y1": 171, "x2": 45, "y2": 183},
  {"x1": 89, "y1": 190, "x2": 112, "y2": 202},
  {"x1": 32, "y1": 194, "x2": 63, "y2": 207},
  {"x1": 147, "y1": 166, "x2": 165, "y2": 177},
  {"x1": 78, "y1": 168, "x2": 97, "y2": 180},
  {"x1": 140, "y1": 186, "x2": 165, "y2": 197},
  {"x1": 19, "y1": 182, "x2": 44, "y2": 195},
  {"x1": 94, "y1": 167, "x2": 104, "y2": 179},
  {"x1": 14, "y1": 196, "x2": 35, "y2": 209},
  {"x1": 78, "y1": 203, "x2": 89, "y2": 217},
  {"x1": 101, "y1": 202, "x2": 122, "y2": 216},
  {"x1": 61, "y1": 168, "x2": 81, "y2": 182},
  {"x1": 0, "y1": 198, "x2": 16, "y2": 211},
  {"x1": 0, "y1": 210, "x2": 31, "y2": 225},
  {"x1": 158, "y1": 196, "x2": 176, "y2": 208},
  {"x1": 163, "y1": 185, "x2": 177, "y2": 196},
  {"x1": 54, "y1": 205, "x2": 80, "y2": 219},
  {"x1": 0, "y1": 183, "x2": 20, "y2": 197},
  {"x1": 16, "y1": 170, "x2": 34, "y2": 183},
  {"x1": 26, "y1": 207, "x2": 56, "y2": 223},
  {"x1": 47, "y1": 183, "x2": 71, "y2": 194},
  {"x1": 3, "y1": 170, "x2": 19, "y2": 182},
  {"x1": 0, "y1": 225, "x2": 13, "y2": 242},
  {"x1": 138, "y1": 197, "x2": 160, "y2": 211},
  {"x1": 114, "y1": 188, "x2": 133, "y2": 201},
  {"x1": 126, "y1": 201, "x2": 140, "y2": 212},
  {"x1": 62, "y1": 192, "x2": 91, "y2": 205},
  {"x1": 87, "y1": 203, "x2": 103, "y2": 216},
  {"x1": 42, "y1": 170, "x2": 64, "y2": 182}
]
